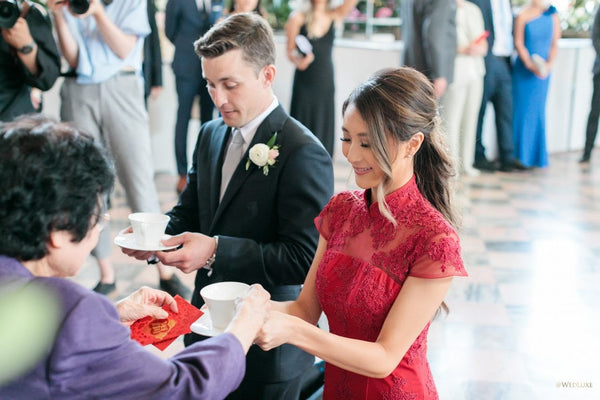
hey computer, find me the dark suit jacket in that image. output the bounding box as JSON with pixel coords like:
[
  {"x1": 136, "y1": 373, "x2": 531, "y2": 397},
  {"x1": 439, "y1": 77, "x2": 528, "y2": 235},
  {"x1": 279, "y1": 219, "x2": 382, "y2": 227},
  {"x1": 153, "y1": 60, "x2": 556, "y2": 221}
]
[
  {"x1": 168, "y1": 104, "x2": 334, "y2": 382},
  {"x1": 469, "y1": 0, "x2": 517, "y2": 84},
  {"x1": 0, "y1": 6, "x2": 60, "y2": 121},
  {"x1": 164, "y1": 0, "x2": 223, "y2": 78},
  {"x1": 142, "y1": 0, "x2": 162, "y2": 98},
  {"x1": 401, "y1": 0, "x2": 457, "y2": 83}
]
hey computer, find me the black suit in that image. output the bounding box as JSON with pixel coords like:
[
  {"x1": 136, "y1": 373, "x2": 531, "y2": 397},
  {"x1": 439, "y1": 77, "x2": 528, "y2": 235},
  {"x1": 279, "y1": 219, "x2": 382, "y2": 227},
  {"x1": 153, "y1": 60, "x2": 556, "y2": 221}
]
[
  {"x1": 165, "y1": 0, "x2": 223, "y2": 175},
  {"x1": 469, "y1": 0, "x2": 516, "y2": 166},
  {"x1": 168, "y1": 104, "x2": 334, "y2": 399}
]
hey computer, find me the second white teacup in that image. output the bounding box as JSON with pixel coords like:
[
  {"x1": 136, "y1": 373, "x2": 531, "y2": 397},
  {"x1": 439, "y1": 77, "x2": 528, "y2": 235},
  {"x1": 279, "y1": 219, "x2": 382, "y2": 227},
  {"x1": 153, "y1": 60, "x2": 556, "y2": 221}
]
[
  {"x1": 200, "y1": 281, "x2": 250, "y2": 329},
  {"x1": 128, "y1": 212, "x2": 170, "y2": 248}
]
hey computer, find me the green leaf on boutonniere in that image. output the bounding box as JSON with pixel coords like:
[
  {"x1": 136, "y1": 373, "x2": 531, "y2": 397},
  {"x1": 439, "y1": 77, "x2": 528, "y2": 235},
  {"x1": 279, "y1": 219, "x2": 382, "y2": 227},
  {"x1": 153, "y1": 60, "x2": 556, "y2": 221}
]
[{"x1": 266, "y1": 132, "x2": 278, "y2": 147}]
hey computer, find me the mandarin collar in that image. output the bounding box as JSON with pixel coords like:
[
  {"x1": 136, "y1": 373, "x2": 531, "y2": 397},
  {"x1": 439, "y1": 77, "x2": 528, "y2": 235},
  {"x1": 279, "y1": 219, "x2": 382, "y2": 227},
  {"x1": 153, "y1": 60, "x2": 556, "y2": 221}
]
[{"x1": 364, "y1": 175, "x2": 417, "y2": 218}]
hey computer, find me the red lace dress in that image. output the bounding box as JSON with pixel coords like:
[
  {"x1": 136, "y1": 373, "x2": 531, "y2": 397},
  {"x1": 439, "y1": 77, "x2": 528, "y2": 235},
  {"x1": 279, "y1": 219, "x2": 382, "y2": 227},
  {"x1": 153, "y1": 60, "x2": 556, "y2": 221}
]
[{"x1": 314, "y1": 176, "x2": 467, "y2": 400}]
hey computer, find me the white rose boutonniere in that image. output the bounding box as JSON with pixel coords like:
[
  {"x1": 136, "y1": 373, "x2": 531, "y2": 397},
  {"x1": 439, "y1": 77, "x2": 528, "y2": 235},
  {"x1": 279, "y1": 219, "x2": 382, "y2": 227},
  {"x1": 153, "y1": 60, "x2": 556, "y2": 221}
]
[{"x1": 246, "y1": 132, "x2": 280, "y2": 175}]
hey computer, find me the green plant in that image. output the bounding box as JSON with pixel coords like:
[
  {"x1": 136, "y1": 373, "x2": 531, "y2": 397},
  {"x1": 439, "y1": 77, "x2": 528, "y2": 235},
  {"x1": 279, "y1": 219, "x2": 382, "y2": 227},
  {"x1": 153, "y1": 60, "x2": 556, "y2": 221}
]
[
  {"x1": 560, "y1": 0, "x2": 597, "y2": 34},
  {"x1": 264, "y1": 0, "x2": 292, "y2": 30}
]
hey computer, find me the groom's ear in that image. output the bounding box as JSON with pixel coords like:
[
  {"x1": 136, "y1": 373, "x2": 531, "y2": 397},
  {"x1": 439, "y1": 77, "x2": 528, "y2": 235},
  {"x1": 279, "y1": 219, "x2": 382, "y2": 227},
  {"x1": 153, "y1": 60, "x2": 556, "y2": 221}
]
[{"x1": 261, "y1": 64, "x2": 276, "y2": 87}]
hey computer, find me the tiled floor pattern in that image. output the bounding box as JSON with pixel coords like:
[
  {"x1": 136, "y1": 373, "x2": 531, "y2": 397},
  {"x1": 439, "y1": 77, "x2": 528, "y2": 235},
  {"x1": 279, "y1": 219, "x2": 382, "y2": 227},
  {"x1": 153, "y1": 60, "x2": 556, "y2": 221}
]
[{"x1": 71, "y1": 151, "x2": 600, "y2": 399}]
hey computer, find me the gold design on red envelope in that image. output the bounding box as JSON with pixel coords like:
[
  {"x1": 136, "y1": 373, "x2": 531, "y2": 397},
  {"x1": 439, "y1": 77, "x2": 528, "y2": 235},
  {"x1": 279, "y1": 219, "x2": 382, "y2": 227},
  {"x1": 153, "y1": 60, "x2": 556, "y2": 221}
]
[{"x1": 147, "y1": 318, "x2": 177, "y2": 340}]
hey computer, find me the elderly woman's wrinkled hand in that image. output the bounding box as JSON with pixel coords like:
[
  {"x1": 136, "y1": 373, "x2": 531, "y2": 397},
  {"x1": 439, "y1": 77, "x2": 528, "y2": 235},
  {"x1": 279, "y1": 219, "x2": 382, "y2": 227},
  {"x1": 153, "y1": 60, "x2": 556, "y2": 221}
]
[{"x1": 116, "y1": 286, "x2": 178, "y2": 326}]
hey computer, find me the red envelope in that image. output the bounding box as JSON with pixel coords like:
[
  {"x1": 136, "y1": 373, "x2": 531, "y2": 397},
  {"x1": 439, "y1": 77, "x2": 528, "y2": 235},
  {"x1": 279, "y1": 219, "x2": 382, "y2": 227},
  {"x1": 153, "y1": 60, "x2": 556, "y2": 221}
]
[
  {"x1": 152, "y1": 337, "x2": 177, "y2": 351},
  {"x1": 130, "y1": 295, "x2": 203, "y2": 350}
]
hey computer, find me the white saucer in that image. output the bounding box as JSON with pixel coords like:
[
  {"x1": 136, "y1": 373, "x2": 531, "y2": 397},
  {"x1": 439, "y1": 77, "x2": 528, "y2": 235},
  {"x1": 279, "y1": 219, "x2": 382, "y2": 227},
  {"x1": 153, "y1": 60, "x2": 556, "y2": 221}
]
[
  {"x1": 113, "y1": 232, "x2": 179, "y2": 252},
  {"x1": 190, "y1": 309, "x2": 225, "y2": 337}
]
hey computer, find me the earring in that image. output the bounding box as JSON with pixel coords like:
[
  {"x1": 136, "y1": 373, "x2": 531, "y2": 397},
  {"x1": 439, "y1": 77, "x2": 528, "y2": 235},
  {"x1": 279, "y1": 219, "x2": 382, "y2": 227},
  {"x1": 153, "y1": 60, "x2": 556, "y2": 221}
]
[{"x1": 406, "y1": 154, "x2": 412, "y2": 159}]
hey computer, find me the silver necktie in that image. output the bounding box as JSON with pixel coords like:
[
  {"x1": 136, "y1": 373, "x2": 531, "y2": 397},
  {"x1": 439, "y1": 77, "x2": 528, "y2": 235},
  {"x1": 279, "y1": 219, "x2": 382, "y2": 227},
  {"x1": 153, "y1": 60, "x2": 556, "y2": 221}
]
[{"x1": 220, "y1": 129, "x2": 244, "y2": 200}]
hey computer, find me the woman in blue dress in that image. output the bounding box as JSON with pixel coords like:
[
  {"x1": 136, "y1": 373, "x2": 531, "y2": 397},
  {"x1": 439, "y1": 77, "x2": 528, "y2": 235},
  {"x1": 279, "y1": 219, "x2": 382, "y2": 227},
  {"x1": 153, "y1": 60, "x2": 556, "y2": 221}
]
[{"x1": 512, "y1": 0, "x2": 561, "y2": 168}]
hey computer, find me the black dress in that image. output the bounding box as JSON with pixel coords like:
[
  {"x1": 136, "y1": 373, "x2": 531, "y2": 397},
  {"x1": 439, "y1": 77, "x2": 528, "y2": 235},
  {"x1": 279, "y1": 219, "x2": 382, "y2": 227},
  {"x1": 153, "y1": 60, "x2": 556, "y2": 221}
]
[{"x1": 290, "y1": 23, "x2": 335, "y2": 156}]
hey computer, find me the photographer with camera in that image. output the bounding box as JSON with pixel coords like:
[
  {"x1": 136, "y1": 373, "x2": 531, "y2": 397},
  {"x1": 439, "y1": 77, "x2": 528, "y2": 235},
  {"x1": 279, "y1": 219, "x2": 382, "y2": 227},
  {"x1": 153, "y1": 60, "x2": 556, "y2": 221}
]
[
  {"x1": 0, "y1": 0, "x2": 60, "y2": 121},
  {"x1": 48, "y1": 0, "x2": 190, "y2": 298}
]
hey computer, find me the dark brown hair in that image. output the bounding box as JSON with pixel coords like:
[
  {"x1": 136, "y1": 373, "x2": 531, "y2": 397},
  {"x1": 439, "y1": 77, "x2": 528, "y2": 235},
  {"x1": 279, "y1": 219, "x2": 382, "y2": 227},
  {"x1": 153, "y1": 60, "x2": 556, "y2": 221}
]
[
  {"x1": 342, "y1": 67, "x2": 460, "y2": 228},
  {"x1": 194, "y1": 12, "x2": 275, "y2": 75}
]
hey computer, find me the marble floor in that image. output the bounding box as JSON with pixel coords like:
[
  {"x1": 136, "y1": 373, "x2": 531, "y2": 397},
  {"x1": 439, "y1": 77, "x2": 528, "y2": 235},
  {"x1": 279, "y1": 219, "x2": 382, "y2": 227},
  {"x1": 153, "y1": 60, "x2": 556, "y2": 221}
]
[{"x1": 70, "y1": 151, "x2": 600, "y2": 400}]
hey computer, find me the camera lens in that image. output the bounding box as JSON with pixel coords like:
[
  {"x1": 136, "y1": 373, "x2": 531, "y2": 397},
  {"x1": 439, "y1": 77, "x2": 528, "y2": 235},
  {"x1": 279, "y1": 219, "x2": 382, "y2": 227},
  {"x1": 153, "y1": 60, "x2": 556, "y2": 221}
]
[
  {"x1": 0, "y1": 0, "x2": 20, "y2": 29},
  {"x1": 69, "y1": 0, "x2": 90, "y2": 14}
]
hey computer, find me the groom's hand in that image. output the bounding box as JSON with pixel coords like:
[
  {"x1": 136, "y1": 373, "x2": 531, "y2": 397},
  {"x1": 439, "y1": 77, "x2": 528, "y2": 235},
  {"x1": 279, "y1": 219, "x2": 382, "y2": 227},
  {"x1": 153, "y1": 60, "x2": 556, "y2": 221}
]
[
  {"x1": 155, "y1": 232, "x2": 216, "y2": 274},
  {"x1": 119, "y1": 227, "x2": 157, "y2": 261}
]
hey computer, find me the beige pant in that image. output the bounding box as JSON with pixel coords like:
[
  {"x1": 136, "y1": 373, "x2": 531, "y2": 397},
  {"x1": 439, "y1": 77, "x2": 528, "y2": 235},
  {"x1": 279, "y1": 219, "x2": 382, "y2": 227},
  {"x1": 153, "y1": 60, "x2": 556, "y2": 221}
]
[
  {"x1": 60, "y1": 73, "x2": 160, "y2": 259},
  {"x1": 441, "y1": 77, "x2": 484, "y2": 174}
]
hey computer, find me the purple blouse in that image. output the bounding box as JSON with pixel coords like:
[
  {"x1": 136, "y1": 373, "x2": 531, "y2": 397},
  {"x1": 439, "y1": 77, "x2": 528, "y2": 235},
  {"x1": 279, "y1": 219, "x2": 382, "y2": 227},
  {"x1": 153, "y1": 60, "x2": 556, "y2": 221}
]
[{"x1": 0, "y1": 255, "x2": 245, "y2": 399}]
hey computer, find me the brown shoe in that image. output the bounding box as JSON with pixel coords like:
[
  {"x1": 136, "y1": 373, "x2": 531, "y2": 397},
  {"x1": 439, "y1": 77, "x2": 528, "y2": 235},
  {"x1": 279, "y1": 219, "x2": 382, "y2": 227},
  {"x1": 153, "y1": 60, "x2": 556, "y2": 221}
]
[{"x1": 176, "y1": 175, "x2": 187, "y2": 194}]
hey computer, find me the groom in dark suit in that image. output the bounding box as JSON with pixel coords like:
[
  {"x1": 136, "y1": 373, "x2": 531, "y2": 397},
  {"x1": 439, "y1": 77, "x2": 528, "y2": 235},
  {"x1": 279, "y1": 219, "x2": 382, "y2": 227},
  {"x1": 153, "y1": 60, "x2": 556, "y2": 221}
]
[{"x1": 146, "y1": 13, "x2": 333, "y2": 399}]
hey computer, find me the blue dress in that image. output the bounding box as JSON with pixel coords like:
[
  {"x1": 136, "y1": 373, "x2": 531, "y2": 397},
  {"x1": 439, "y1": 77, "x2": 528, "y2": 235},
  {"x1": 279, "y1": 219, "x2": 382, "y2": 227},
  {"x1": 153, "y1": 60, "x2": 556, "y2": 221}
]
[{"x1": 512, "y1": 6, "x2": 557, "y2": 168}]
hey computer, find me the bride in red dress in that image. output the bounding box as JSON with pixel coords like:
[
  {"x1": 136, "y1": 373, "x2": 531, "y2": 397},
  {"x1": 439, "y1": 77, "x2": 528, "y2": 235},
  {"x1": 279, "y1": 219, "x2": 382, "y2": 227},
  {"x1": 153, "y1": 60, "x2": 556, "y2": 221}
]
[{"x1": 256, "y1": 67, "x2": 468, "y2": 399}]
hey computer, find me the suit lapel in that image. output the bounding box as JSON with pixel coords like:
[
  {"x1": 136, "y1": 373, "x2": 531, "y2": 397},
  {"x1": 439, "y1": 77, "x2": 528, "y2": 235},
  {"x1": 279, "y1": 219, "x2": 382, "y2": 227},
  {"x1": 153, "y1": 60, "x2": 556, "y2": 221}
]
[{"x1": 211, "y1": 105, "x2": 287, "y2": 227}]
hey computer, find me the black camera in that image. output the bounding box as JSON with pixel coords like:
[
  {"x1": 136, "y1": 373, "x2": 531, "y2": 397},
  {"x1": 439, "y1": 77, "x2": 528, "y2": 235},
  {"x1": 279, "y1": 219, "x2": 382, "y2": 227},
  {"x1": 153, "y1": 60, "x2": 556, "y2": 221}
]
[
  {"x1": 68, "y1": 0, "x2": 112, "y2": 15},
  {"x1": 68, "y1": 0, "x2": 89, "y2": 14},
  {"x1": 0, "y1": 0, "x2": 22, "y2": 29}
]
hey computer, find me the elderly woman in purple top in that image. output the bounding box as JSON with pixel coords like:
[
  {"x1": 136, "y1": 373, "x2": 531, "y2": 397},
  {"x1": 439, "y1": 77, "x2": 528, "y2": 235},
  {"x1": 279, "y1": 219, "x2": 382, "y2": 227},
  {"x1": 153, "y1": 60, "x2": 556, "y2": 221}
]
[{"x1": 0, "y1": 114, "x2": 270, "y2": 399}]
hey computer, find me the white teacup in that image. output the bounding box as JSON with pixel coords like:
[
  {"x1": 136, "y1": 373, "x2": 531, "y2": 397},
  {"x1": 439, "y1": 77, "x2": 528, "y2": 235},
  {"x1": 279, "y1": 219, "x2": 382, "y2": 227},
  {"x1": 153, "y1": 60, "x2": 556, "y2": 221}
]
[
  {"x1": 200, "y1": 281, "x2": 250, "y2": 329},
  {"x1": 128, "y1": 212, "x2": 170, "y2": 248}
]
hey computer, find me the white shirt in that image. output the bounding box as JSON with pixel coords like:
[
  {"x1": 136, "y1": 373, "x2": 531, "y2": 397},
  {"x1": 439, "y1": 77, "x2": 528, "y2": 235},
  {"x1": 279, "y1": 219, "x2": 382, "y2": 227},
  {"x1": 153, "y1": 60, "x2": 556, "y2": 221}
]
[
  {"x1": 490, "y1": 0, "x2": 514, "y2": 57},
  {"x1": 235, "y1": 96, "x2": 279, "y2": 154},
  {"x1": 197, "y1": 0, "x2": 211, "y2": 12},
  {"x1": 63, "y1": 0, "x2": 150, "y2": 84}
]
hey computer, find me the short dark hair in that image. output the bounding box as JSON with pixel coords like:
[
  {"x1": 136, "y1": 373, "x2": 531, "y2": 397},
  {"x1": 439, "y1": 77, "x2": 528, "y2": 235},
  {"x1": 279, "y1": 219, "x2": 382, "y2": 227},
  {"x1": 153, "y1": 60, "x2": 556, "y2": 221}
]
[
  {"x1": 0, "y1": 114, "x2": 115, "y2": 261},
  {"x1": 194, "y1": 12, "x2": 275, "y2": 74}
]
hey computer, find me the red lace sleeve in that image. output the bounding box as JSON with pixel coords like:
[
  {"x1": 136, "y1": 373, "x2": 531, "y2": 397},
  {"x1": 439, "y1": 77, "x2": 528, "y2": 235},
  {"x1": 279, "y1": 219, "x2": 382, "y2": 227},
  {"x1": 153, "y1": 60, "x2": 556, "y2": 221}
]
[
  {"x1": 314, "y1": 195, "x2": 336, "y2": 240},
  {"x1": 409, "y1": 231, "x2": 467, "y2": 278},
  {"x1": 314, "y1": 192, "x2": 359, "y2": 241}
]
